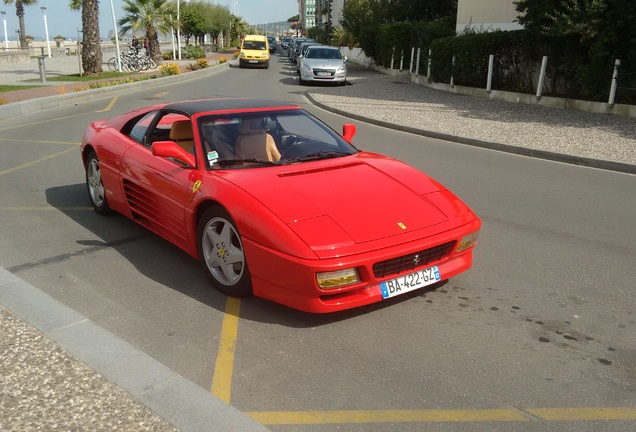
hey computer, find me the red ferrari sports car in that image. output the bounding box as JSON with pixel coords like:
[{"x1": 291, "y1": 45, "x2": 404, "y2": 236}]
[{"x1": 81, "y1": 98, "x2": 480, "y2": 313}]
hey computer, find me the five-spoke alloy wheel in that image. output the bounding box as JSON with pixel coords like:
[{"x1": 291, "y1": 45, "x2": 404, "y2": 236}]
[{"x1": 197, "y1": 207, "x2": 252, "y2": 297}]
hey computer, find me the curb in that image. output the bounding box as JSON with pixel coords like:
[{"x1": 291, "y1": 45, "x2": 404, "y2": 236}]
[
  {"x1": 0, "y1": 62, "x2": 230, "y2": 121},
  {"x1": 0, "y1": 267, "x2": 270, "y2": 432},
  {"x1": 305, "y1": 91, "x2": 636, "y2": 175}
]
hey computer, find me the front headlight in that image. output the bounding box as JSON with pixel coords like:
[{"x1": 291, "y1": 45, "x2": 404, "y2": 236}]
[
  {"x1": 337, "y1": 64, "x2": 346, "y2": 72},
  {"x1": 456, "y1": 231, "x2": 480, "y2": 253},
  {"x1": 317, "y1": 268, "x2": 360, "y2": 289},
  {"x1": 301, "y1": 62, "x2": 311, "y2": 71},
  {"x1": 239, "y1": 52, "x2": 246, "y2": 58}
]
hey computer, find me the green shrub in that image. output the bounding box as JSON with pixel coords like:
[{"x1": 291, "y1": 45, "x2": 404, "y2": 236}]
[{"x1": 184, "y1": 44, "x2": 205, "y2": 59}]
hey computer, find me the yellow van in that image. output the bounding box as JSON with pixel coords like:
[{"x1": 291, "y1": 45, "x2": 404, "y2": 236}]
[{"x1": 239, "y1": 35, "x2": 270, "y2": 69}]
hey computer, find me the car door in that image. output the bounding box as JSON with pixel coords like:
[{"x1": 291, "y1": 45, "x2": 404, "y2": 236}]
[{"x1": 119, "y1": 111, "x2": 197, "y2": 251}]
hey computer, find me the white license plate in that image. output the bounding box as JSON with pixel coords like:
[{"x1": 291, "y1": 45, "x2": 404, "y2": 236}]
[
  {"x1": 317, "y1": 72, "x2": 331, "y2": 76},
  {"x1": 380, "y1": 266, "x2": 441, "y2": 299},
  {"x1": 249, "y1": 60, "x2": 258, "y2": 63}
]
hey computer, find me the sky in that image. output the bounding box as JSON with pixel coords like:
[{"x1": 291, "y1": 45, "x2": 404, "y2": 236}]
[{"x1": 0, "y1": 0, "x2": 297, "y2": 42}]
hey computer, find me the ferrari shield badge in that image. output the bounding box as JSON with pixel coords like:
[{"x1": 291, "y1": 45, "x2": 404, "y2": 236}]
[{"x1": 192, "y1": 180, "x2": 202, "y2": 193}]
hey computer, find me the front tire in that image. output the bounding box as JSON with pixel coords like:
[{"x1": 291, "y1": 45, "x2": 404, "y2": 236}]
[
  {"x1": 85, "y1": 151, "x2": 112, "y2": 215},
  {"x1": 197, "y1": 206, "x2": 252, "y2": 297}
]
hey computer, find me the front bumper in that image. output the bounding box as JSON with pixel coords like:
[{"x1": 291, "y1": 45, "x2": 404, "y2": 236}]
[
  {"x1": 245, "y1": 218, "x2": 481, "y2": 313},
  {"x1": 300, "y1": 68, "x2": 347, "y2": 83}
]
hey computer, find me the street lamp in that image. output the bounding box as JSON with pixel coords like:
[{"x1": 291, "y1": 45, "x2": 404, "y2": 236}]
[
  {"x1": 177, "y1": 0, "x2": 182, "y2": 60},
  {"x1": 109, "y1": 0, "x2": 122, "y2": 71},
  {"x1": 1, "y1": 11, "x2": 8, "y2": 50},
  {"x1": 169, "y1": 14, "x2": 175, "y2": 60},
  {"x1": 41, "y1": 7, "x2": 51, "y2": 57}
]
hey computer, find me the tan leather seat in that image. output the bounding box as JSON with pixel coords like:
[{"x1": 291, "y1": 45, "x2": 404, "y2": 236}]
[
  {"x1": 169, "y1": 120, "x2": 194, "y2": 153},
  {"x1": 235, "y1": 117, "x2": 281, "y2": 162}
]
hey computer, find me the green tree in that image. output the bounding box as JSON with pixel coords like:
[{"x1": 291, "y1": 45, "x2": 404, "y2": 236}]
[
  {"x1": 69, "y1": 0, "x2": 102, "y2": 75},
  {"x1": 515, "y1": 0, "x2": 636, "y2": 100},
  {"x1": 179, "y1": 2, "x2": 206, "y2": 45},
  {"x1": 205, "y1": 4, "x2": 231, "y2": 48},
  {"x1": 3, "y1": 0, "x2": 38, "y2": 49},
  {"x1": 118, "y1": 0, "x2": 171, "y2": 59},
  {"x1": 515, "y1": 0, "x2": 606, "y2": 41}
]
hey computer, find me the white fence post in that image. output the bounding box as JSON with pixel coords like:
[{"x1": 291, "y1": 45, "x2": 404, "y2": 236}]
[
  {"x1": 391, "y1": 47, "x2": 395, "y2": 69},
  {"x1": 486, "y1": 54, "x2": 494, "y2": 93},
  {"x1": 416, "y1": 48, "x2": 421, "y2": 77},
  {"x1": 536, "y1": 56, "x2": 548, "y2": 100},
  {"x1": 426, "y1": 48, "x2": 431, "y2": 79},
  {"x1": 410, "y1": 47, "x2": 414, "y2": 73},
  {"x1": 400, "y1": 51, "x2": 404, "y2": 71},
  {"x1": 450, "y1": 55, "x2": 455, "y2": 87},
  {"x1": 608, "y1": 59, "x2": 621, "y2": 106}
]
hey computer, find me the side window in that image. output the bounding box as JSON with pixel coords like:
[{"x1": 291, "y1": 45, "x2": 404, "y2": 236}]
[
  {"x1": 147, "y1": 112, "x2": 190, "y2": 148},
  {"x1": 123, "y1": 111, "x2": 159, "y2": 144}
]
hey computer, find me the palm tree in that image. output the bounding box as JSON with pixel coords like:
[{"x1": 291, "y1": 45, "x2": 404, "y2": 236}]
[
  {"x1": 69, "y1": 0, "x2": 102, "y2": 75},
  {"x1": 118, "y1": 0, "x2": 171, "y2": 60},
  {"x1": 2, "y1": 0, "x2": 39, "y2": 49}
]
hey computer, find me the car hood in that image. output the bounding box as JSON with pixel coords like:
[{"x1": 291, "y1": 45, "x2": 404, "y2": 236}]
[
  {"x1": 302, "y1": 58, "x2": 345, "y2": 68},
  {"x1": 223, "y1": 155, "x2": 452, "y2": 248}
]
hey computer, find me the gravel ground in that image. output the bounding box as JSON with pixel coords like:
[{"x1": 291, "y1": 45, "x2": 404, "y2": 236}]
[
  {"x1": 306, "y1": 66, "x2": 636, "y2": 166},
  {"x1": 0, "y1": 305, "x2": 179, "y2": 432}
]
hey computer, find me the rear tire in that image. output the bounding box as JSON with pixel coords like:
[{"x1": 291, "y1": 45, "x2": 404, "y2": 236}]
[{"x1": 85, "y1": 151, "x2": 112, "y2": 215}]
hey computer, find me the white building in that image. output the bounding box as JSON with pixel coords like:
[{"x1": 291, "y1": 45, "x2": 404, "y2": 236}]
[{"x1": 456, "y1": 0, "x2": 522, "y2": 33}]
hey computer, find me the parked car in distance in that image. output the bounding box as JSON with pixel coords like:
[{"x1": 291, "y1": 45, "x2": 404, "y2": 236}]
[
  {"x1": 291, "y1": 38, "x2": 315, "y2": 63},
  {"x1": 299, "y1": 45, "x2": 348, "y2": 85},
  {"x1": 289, "y1": 37, "x2": 305, "y2": 62},
  {"x1": 281, "y1": 36, "x2": 292, "y2": 49},
  {"x1": 80, "y1": 98, "x2": 480, "y2": 313},
  {"x1": 239, "y1": 34, "x2": 270, "y2": 68},
  {"x1": 296, "y1": 42, "x2": 320, "y2": 73},
  {"x1": 267, "y1": 36, "x2": 276, "y2": 52}
]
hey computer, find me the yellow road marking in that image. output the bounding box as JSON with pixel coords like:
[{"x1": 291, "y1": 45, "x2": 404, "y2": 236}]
[
  {"x1": 0, "y1": 146, "x2": 77, "y2": 176},
  {"x1": 247, "y1": 407, "x2": 636, "y2": 425},
  {"x1": 0, "y1": 137, "x2": 78, "y2": 146},
  {"x1": 0, "y1": 96, "x2": 118, "y2": 132},
  {"x1": 247, "y1": 409, "x2": 528, "y2": 424},
  {"x1": 95, "y1": 96, "x2": 118, "y2": 112},
  {"x1": 155, "y1": 92, "x2": 169, "y2": 97},
  {"x1": 0, "y1": 207, "x2": 92, "y2": 211},
  {"x1": 0, "y1": 112, "x2": 90, "y2": 131},
  {"x1": 211, "y1": 297, "x2": 241, "y2": 403},
  {"x1": 527, "y1": 407, "x2": 636, "y2": 421}
]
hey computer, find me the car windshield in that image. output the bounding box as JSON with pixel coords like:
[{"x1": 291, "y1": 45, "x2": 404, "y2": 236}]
[
  {"x1": 243, "y1": 41, "x2": 266, "y2": 50},
  {"x1": 197, "y1": 109, "x2": 358, "y2": 169},
  {"x1": 306, "y1": 48, "x2": 342, "y2": 59}
]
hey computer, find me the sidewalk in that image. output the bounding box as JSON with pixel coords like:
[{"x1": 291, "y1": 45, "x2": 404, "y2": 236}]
[{"x1": 0, "y1": 50, "x2": 234, "y2": 103}]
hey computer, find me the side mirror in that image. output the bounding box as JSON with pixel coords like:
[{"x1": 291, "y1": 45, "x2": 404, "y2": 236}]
[
  {"x1": 152, "y1": 141, "x2": 196, "y2": 167},
  {"x1": 343, "y1": 56, "x2": 348, "y2": 62},
  {"x1": 342, "y1": 124, "x2": 356, "y2": 143}
]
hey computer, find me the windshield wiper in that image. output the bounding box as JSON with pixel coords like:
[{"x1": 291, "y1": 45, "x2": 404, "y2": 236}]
[
  {"x1": 282, "y1": 151, "x2": 350, "y2": 164},
  {"x1": 214, "y1": 158, "x2": 279, "y2": 167}
]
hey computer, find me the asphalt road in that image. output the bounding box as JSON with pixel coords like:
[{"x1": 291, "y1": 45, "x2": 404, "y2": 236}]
[{"x1": 1, "y1": 49, "x2": 635, "y2": 431}]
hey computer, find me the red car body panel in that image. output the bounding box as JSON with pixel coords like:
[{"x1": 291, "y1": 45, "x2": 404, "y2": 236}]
[{"x1": 81, "y1": 100, "x2": 481, "y2": 313}]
